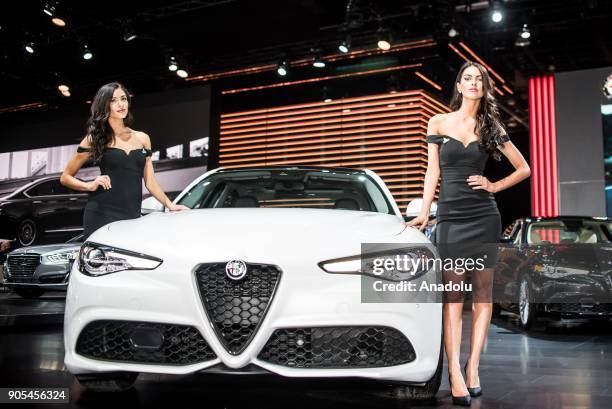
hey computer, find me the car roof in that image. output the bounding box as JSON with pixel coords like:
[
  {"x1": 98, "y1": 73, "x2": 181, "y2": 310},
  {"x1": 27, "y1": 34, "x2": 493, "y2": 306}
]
[
  {"x1": 215, "y1": 166, "x2": 366, "y2": 174},
  {"x1": 522, "y1": 216, "x2": 612, "y2": 223}
]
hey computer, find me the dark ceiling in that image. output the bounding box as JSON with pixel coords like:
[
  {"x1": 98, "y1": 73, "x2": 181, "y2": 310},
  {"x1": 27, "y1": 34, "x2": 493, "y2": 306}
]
[{"x1": 1, "y1": 0, "x2": 611, "y2": 125}]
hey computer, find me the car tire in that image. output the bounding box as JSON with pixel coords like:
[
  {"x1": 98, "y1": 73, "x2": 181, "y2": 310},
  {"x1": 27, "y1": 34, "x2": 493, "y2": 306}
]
[
  {"x1": 395, "y1": 333, "x2": 443, "y2": 400},
  {"x1": 76, "y1": 372, "x2": 138, "y2": 392},
  {"x1": 518, "y1": 276, "x2": 537, "y2": 330},
  {"x1": 14, "y1": 288, "x2": 45, "y2": 299},
  {"x1": 17, "y1": 218, "x2": 38, "y2": 247}
]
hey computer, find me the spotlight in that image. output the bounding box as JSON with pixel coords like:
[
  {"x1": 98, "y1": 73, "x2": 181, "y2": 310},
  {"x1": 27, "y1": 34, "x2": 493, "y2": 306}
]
[
  {"x1": 277, "y1": 59, "x2": 288, "y2": 76},
  {"x1": 377, "y1": 28, "x2": 391, "y2": 51},
  {"x1": 58, "y1": 84, "x2": 70, "y2": 97},
  {"x1": 122, "y1": 21, "x2": 137, "y2": 42},
  {"x1": 520, "y1": 24, "x2": 531, "y2": 39},
  {"x1": 52, "y1": 17, "x2": 66, "y2": 27},
  {"x1": 168, "y1": 56, "x2": 178, "y2": 71},
  {"x1": 25, "y1": 42, "x2": 35, "y2": 54},
  {"x1": 491, "y1": 3, "x2": 503, "y2": 23},
  {"x1": 313, "y1": 58, "x2": 325, "y2": 68},
  {"x1": 338, "y1": 35, "x2": 350, "y2": 53},
  {"x1": 43, "y1": 2, "x2": 55, "y2": 17},
  {"x1": 176, "y1": 69, "x2": 188, "y2": 78},
  {"x1": 123, "y1": 30, "x2": 137, "y2": 42},
  {"x1": 82, "y1": 44, "x2": 93, "y2": 60},
  {"x1": 448, "y1": 27, "x2": 459, "y2": 38}
]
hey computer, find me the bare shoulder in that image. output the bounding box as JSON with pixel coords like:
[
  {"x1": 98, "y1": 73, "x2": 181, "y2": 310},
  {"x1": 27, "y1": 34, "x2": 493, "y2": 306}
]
[
  {"x1": 79, "y1": 135, "x2": 93, "y2": 148},
  {"x1": 133, "y1": 130, "x2": 152, "y2": 147},
  {"x1": 427, "y1": 113, "x2": 448, "y2": 134}
]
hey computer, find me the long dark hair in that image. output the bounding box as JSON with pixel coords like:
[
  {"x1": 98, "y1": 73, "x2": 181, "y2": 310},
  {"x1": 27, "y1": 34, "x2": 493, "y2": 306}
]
[
  {"x1": 85, "y1": 82, "x2": 134, "y2": 163},
  {"x1": 449, "y1": 61, "x2": 507, "y2": 161}
]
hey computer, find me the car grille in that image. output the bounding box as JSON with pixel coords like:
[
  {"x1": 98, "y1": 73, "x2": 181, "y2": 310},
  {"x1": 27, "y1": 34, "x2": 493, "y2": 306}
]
[
  {"x1": 75, "y1": 320, "x2": 216, "y2": 365},
  {"x1": 195, "y1": 262, "x2": 281, "y2": 355},
  {"x1": 7, "y1": 254, "x2": 40, "y2": 279},
  {"x1": 258, "y1": 326, "x2": 416, "y2": 368},
  {"x1": 547, "y1": 303, "x2": 612, "y2": 315}
]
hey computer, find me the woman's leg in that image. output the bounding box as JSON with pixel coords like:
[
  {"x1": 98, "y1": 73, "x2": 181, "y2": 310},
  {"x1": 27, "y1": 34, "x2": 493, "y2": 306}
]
[
  {"x1": 466, "y1": 266, "x2": 495, "y2": 388},
  {"x1": 443, "y1": 269, "x2": 469, "y2": 396}
]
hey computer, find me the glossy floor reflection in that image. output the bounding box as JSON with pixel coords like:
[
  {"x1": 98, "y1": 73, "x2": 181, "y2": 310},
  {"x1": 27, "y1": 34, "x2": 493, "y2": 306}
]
[{"x1": 0, "y1": 298, "x2": 611, "y2": 408}]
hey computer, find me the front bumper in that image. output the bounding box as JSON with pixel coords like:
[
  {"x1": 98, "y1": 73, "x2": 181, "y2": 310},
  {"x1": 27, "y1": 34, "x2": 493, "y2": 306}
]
[{"x1": 64, "y1": 259, "x2": 442, "y2": 383}]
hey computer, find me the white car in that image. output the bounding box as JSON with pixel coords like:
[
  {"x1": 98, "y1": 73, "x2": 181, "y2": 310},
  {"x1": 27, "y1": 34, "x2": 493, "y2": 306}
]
[{"x1": 64, "y1": 166, "x2": 442, "y2": 397}]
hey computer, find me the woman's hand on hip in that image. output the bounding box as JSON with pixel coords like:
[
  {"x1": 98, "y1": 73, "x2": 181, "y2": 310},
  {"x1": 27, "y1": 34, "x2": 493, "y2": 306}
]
[
  {"x1": 405, "y1": 214, "x2": 428, "y2": 231},
  {"x1": 467, "y1": 175, "x2": 497, "y2": 193},
  {"x1": 88, "y1": 175, "x2": 111, "y2": 191},
  {"x1": 167, "y1": 203, "x2": 189, "y2": 212}
]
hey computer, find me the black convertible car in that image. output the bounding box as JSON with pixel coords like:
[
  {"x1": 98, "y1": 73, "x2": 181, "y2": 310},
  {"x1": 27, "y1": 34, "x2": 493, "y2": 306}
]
[
  {"x1": 494, "y1": 216, "x2": 612, "y2": 328},
  {"x1": 0, "y1": 176, "x2": 88, "y2": 246}
]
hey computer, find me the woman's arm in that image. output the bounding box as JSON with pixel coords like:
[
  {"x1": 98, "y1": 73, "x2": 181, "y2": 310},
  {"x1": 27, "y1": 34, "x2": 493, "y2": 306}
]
[
  {"x1": 60, "y1": 137, "x2": 111, "y2": 192},
  {"x1": 140, "y1": 132, "x2": 187, "y2": 211},
  {"x1": 492, "y1": 138, "x2": 531, "y2": 193},
  {"x1": 406, "y1": 115, "x2": 442, "y2": 229}
]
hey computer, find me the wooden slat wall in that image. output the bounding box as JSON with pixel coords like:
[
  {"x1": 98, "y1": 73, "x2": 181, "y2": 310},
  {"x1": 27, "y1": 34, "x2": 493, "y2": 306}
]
[{"x1": 219, "y1": 90, "x2": 449, "y2": 206}]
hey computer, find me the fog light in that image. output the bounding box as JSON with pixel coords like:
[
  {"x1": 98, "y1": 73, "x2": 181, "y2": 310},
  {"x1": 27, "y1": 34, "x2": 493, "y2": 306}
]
[{"x1": 129, "y1": 326, "x2": 164, "y2": 350}]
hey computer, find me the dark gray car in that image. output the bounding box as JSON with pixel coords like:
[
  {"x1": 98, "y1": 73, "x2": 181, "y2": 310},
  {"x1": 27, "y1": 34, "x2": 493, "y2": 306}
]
[{"x1": 2, "y1": 234, "x2": 82, "y2": 298}]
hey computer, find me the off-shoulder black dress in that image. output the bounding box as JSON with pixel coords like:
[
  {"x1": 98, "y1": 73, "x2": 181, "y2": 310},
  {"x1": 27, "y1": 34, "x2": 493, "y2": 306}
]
[
  {"x1": 426, "y1": 134, "x2": 509, "y2": 268},
  {"x1": 78, "y1": 146, "x2": 152, "y2": 239}
]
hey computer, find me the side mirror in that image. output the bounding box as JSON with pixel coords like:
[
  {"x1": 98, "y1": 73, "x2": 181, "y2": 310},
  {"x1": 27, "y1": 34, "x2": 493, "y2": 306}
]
[{"x1": 141, "y1": 196, "x2": 164, "y2": 215}]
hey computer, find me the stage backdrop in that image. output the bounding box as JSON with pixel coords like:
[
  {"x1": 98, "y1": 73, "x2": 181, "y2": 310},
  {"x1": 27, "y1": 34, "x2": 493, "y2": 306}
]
[{"x1": 218, "y1": 89, "x2": 448, "y2": 211}]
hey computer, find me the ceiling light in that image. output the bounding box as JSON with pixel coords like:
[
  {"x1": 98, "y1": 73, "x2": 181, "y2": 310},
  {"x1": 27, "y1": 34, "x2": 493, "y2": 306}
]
[
  {"x1": 338, "y1": 35, "x2": 350, "y2": 53},
  {"x1": 176, "y1": 69, "x2": 188, "y2": 78},
  {"x1": 377, "y1": 28, "x2": 391, "y2": 50},
  {"x1": 168, "y1": 56, "x2": 178, "y2": 71},
  {"x1": 25, "y1": 42, "x2": 35, "y2": 54},
  {"x1": 448, "y1": 27, "x2": 459, "y2": 38},
  {"x1": 491, "y1": 3, "x2": 503, "y2": 23},
  {"x1": 277, "y1": 59, "x2": 288, "y2": 76},
  {"x1": 43, "y1": 2, "x2": 55, "y2": 17},
  {"x1": 58, "y1": 84, "x2": 69, "y2": 92},
  {"x1": 520, "y1": 24, "x2": 531, "y2": 39},
  {"x1": 52, "y1": 17, "x2": 66, "y2": 27},
  {"x1": 82, "y1": 44, "x2": 93, "y2": 60},
  {"x1": 313, "y1": 55, "x2": 325, "y2": 68}
]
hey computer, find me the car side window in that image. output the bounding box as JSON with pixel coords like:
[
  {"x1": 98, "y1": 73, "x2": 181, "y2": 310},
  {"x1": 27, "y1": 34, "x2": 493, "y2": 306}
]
[{"x1": 26, "y1": 180, "x2": 55, "y2": 196}]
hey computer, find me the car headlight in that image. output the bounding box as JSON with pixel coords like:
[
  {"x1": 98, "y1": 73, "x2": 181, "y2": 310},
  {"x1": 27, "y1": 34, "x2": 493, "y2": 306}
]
[
  {"x1": 319, "y1": 246, "x2": 437, "y2": 282},
  {"x1": 45, "y1": 250, "x2": 79, "y2": 264},
  {"x1": 79, "y1": 242, "x2": 162, "y2": 277}
]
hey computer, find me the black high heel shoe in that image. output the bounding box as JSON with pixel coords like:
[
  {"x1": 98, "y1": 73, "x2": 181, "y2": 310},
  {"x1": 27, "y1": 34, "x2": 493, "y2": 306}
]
[
  {"x1": 464, "y1": 362, "x2": 483, "y2": 397},
  {"x1": 448, "y1": 374, "x2": 472, "y2": 406}
]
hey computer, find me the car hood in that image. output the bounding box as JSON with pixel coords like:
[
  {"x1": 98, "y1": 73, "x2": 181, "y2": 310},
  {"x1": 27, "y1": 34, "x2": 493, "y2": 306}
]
[
  {"x1": 9, "y1": 243, "x2": 82, "y2": 256},
  {"x1": 109, "y1": 208, "x2": 405, "y2": 238},
  {"x1": 92, "y1": 208, "x2": 420, "y2": 261}
]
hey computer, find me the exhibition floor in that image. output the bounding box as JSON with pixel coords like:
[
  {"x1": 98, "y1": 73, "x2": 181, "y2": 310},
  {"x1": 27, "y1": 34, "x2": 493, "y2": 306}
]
[{"x1": 1, "y1": 292, "x2": 611, "y2": 408}]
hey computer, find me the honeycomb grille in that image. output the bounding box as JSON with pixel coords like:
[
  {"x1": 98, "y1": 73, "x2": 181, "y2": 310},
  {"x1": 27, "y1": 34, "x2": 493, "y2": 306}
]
[
  {"x1": 258, "y1": 326, "x2": 416, "y2": 368},
  {"x1": 75, "y1": 320, "x2": 216, "y2": 365},
  {"x1": 7, "y1": 254, "x2": 40, "y2": 278},
  {"x1": 195, "y1": 262, "x2": 281, "y2": 355}
]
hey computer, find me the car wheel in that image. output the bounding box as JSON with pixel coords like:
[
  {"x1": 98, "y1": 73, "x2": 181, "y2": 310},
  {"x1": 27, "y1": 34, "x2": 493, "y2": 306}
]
[
  {"x1": 394, "y1": 334, "x2": 443, "y2": 400},
  {"x1": 18, "y1": 218, "x2": 38, "y2": 246},
  {"x1": 76, "y1": 372, "x2": 138, "y2": 392},
  {"x1": 518, "y1": 276, "x2": 537, "y2": 329},
  {"x1": 14, "y1": 288, "x2": 45, "y2": 299}
]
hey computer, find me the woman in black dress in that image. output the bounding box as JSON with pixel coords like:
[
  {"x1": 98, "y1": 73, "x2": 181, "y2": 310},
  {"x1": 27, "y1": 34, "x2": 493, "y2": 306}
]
[
  {"x1": 407, "y1": 62, "x2": 530, "y2": 405},
  {"x1": 60, "y1": 82, "x2": 187, "y2": 239}
]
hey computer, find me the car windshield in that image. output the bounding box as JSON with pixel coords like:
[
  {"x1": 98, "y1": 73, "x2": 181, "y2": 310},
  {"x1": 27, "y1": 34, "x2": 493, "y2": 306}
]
[
  {"x1": 176, "y1": 169, "x2": 394, "y2": 215},
  {"x1": 527, "y1": 220, "x2": 612, "y2": 244}
]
